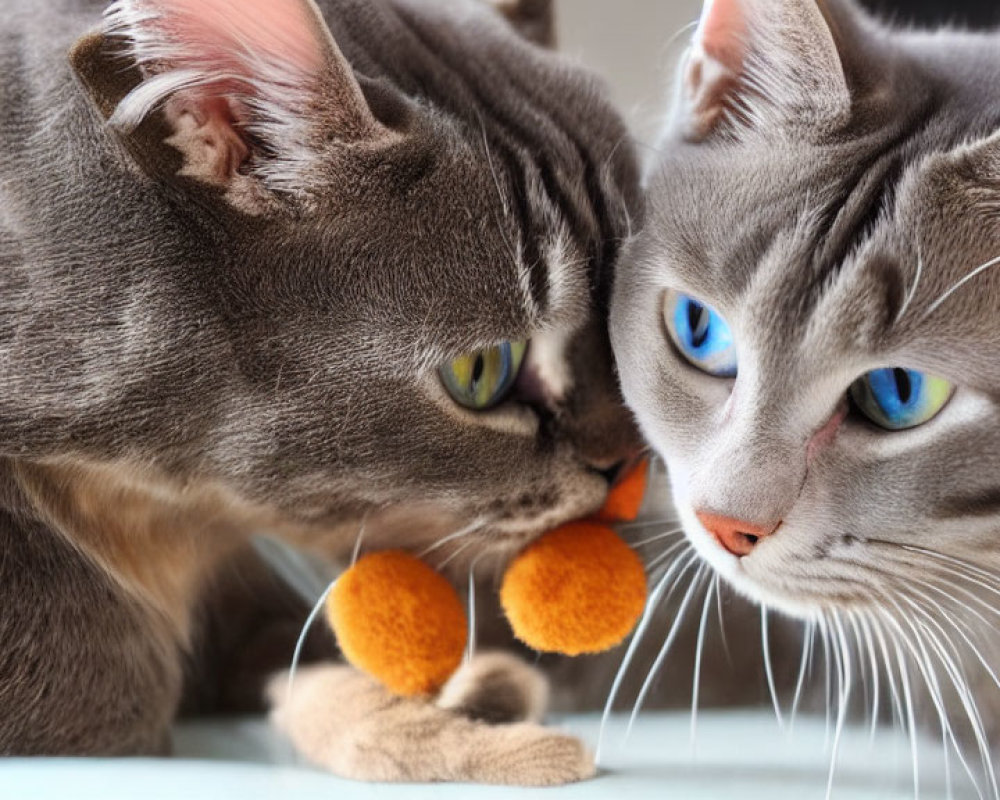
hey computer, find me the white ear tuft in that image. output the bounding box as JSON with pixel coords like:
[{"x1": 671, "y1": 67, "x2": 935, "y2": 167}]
[
  {"x1": 677, "y1": 0, "x2": 850, "y2": 142},
  {"x1": 104, "y1": 0, "x2": 380, "y2": 194}
]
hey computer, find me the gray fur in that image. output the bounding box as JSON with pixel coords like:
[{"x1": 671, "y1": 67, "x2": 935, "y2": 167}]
[
  {"x1": 612, "y1": 0, "x2": 1000, "y2": 761},
  {"x1": 0, "y1": 0, "x2": 642, "y2": 766}
]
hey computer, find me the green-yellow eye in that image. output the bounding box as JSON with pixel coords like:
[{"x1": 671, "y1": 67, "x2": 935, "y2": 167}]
[
  {"x1": 848, "y1": 368, "x2": 954, "y2": 431},
  {"x1": 440, "y1": 341, "x2": 527, "y2": 410}
]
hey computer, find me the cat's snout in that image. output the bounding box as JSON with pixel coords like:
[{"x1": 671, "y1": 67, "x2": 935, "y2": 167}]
[{"x1": 695, "y1": 511, "x2": 780, "y2": 558}]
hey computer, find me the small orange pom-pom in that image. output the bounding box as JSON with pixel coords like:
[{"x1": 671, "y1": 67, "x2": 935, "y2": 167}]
[
  {"x1": 327, "y1": 551, "x2": 467, "y2": 696},
  {"x1": 597, "y1": 459, "x2": 649, "y2": 523},
  {"x1": 500, "y1": 522, "x2": 647, "y2": 656}
]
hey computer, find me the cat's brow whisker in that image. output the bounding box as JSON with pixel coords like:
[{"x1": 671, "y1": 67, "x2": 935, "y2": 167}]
[
  {"x1": 895, "y1": 245, "x2": 924, "y2": 324},
  {"x1": 596, "y1": 546, "x2": 695, "y2": 764},
  {"x1": 922, "y1": 252, "x2": 1000, "y2": 319}
]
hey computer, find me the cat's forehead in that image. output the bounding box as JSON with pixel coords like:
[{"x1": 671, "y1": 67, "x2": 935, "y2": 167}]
[{"x1": 646, "y1": 130, "x2": 1000, "y2": 385}]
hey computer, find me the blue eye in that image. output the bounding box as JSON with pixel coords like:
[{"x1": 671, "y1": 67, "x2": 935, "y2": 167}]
[
  {"x1": 664, "y1": 292, "x2": 737, "y2": 378},
  {"x1": 849, "y1": 368, "x2": 954, "y2": 431}
]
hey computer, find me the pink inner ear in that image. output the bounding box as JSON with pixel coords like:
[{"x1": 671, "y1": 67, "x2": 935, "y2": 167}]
[
  {"x1": 133, "y1": 0, "x2": 326, "y2": 84},
  {"x1": 695, "y1": 0, "x2": 747, "y2": 74}
]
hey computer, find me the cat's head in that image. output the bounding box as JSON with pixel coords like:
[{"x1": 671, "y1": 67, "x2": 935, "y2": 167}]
[
  {"x1": 65, "y1": 0, "x2": 641, "y2": 555},
  {"x1": 611, "y1": 0, "x2": 1000, "y2": 616}
]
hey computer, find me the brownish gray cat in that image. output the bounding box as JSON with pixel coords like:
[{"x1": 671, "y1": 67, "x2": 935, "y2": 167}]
[
  {"x1": 612, "y1": 0, "x2": 1000, "y2": 786},
  {"x1": 0, "y1": 0, "x2": 643, "y2": 783}
]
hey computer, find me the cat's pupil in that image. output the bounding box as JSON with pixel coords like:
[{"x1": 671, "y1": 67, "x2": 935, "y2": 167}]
[
  {"x1": 893, "y1": 368, "x2": 912, "y2": 405},
  {"x1": 472, "y1": 354, "x2": 485, "y2": 386},
  {"x1": 688, "y1": 302, "x2": 710, "y2": 349}
]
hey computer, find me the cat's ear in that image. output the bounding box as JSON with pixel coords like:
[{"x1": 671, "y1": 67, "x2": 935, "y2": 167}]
[
  {"x1": 71, "y1": 0, "x2": 390, "y2": 205},
  {"x1": 678, "y1": 0, "x2": 850, "y2": 141},
  {"x1": 490, "y1": 0, "x2": 556, "y2": 48}
]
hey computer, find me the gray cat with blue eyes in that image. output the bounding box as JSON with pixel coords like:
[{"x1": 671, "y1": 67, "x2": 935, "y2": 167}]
[{"x1": 612, "y1": 0, "x2": 1000, "y2": 772}]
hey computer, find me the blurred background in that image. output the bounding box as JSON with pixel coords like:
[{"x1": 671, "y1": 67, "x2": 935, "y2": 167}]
[{"x1": 557, "y1": 0, "x2": 1000, "y2": 148}]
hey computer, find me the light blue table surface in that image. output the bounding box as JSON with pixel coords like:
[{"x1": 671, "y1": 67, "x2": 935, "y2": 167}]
[{"x1": 1, "y1": 710, "x2": 977, "y2": 799}]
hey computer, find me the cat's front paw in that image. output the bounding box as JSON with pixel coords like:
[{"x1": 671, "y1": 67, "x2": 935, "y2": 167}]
[
  {"x1": 460, "y1": 721, "x2": 596, "y2": 786},
  {"x1": 268, "y1": 662, "x2": 594, "y2": 785}
]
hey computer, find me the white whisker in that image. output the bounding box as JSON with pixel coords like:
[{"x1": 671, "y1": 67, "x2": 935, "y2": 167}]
[
  {"x1": 857, "y1": 612, "x2": 881, "y2": 742},
  {"x1": 904, "y1": 583, "x2": 1000, "y2": 692},
  {"x1": 896, "y1": 596, "x2": 986, "y2": 799},
  {"x1": 888, "y1": 614, "x2": 921, "y2": 800},
  {"x1": 418, "y1": 518, "x2": 486, "y2": 559},
  {"x1": 847, "y1": 611, "x2": 870, "y2": 732},
  {"x1": 825, "y1": 610, "x2": 853, "y2": 800},
  {"x1": 618, "y1": 518, "x2": 681, "y2": 533},
  {"x1": 884, "y1": 597, "x2": 994, "y2": 800},
  {"x1": 629, "y1": 528, "x2": 685, "y2": 548},
  {"x1": 896, "y1": 246, "x2": 924, "y2": 323},
  {"x1": 350, "y1": 515, "x2": 367, "y2": 566},
  {"x1": 644, "y1": 538, "x2": 690, "y2": 574},
  {"x1": 465, "y1": 552, "x2": 488, "y2": 665},
  {"x1": 819, "y1": 614, "x2": 833, "y2": 747},
  {"x1": 790, "y1": 619, "x2": 814, "y2": 732},
  {"x1": 286, "y1": 577, "x2": 337, "y2": 704},
  {"x1": 690, "y1": 574, "x2": 717, "y2": 749},
  {"x1": 761, "y1": 604, "x2": 785, "y2": 729},
  {"x1": 923, "y1": 253, "x2": 1000, "y2": 319},
  {"x1": 436, "y1": 538, "x2": 475, "y2": 571},
  {"x1": 595, "y1": 547, "x2": 695, "y2": 764},
  {"x1": 627, "y1": 562, "x2": 708, "y2": 738},
  {"x1": 716, "y1": 578, "x2": 732, "y2": 667},
  {"x1": 872, "y1": 615, "x2": 905, "y2": 734}
]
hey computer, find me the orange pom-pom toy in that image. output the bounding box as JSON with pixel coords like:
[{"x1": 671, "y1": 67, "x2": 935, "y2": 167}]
[
  {"x1": 327, "y1": 551, "x2": 467, "y2": 696},
  {"x1": 325, "y1": 461, "x2": 649, "y2": 696},
  {"x1": 500, "y1": 521, "x2": 647, "y2": 655}
]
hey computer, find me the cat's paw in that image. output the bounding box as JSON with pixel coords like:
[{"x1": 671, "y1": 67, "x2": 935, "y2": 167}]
[
  {"x1": 436, "y1": 651, "x2": 548, "y2": 724},
  {"x1": 268, "y1": 662, "x2": 594, "y2": 785},
  {"x1": 463, "y1": 721, "x2": 596, "y2": 786}
]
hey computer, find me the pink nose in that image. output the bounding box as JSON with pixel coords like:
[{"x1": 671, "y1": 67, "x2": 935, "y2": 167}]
[{"x1": 695, "y1": 511, "x2": 780, "y2": 557}]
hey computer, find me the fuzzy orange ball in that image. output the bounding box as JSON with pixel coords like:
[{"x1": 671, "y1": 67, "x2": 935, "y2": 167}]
[
  {"x1": 327, "y1": 551, "x2": 467, "y2": 696},
  {"x1": 500, "y1": 521, "x2": 647, "y2": 656},
  {"x1": 597, "y1": 459, "x2": 649, "y2": 523}
]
